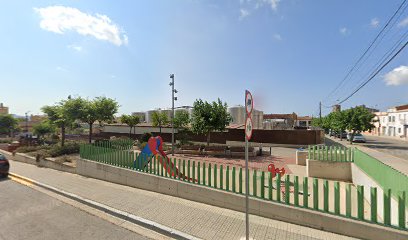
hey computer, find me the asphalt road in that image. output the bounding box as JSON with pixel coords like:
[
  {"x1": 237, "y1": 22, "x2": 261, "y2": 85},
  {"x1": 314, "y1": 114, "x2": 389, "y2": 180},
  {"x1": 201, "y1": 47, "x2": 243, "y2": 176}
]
[
  {"x1": 326, "y1": 135, "x2": 408, "y2": 161},
  {"x1": 0, "y1": 179, "x2": 151, "y2": 240}
]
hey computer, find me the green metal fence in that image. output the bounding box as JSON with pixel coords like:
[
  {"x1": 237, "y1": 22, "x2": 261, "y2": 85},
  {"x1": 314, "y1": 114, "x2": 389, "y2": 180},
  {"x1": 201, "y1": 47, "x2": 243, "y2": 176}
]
[
  {"x1": 94, "y1": 138, "x2": 134, "y2": 150},
  {"x1": 80, "y1": 143, "x2": 407, "y2": 231},
  {"x1": 354, "y1": 148, "x2": 408, "y2": 208},
  {"x1": 308, "y1": 145, "x2": 354, "y2": 162}
]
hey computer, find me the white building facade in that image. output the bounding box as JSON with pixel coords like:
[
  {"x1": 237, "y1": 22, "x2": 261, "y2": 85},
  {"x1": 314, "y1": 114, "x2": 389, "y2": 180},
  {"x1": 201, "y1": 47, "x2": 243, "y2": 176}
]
[{"x1": 373, "y1": 104, "x2": 408, "y2": 139}]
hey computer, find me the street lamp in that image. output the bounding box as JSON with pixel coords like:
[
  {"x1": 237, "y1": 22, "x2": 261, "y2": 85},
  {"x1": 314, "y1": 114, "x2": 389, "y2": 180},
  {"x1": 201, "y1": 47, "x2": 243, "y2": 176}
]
[{"x1": 169, "y1": 74, "x2": 177, "y2": 156}]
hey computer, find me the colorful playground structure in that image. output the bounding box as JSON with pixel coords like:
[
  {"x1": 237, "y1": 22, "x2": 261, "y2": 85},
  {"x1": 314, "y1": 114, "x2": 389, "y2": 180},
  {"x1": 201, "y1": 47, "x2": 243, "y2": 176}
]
[{"x1": 140, "y1": 136, "x2": 193, "y2": 181}]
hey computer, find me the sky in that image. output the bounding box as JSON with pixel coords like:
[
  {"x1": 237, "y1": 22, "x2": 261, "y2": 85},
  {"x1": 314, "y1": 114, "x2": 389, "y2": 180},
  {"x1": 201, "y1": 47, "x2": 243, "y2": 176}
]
[{"x1": 1, "y1": 0, "x2": 407, "y2": 117}]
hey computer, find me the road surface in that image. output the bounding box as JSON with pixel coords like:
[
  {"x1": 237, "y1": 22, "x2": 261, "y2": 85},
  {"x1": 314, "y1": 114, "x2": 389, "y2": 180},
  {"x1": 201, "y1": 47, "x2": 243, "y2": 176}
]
[{"x1": 0, "y1": 178, "x2": 150, "y2": 240}]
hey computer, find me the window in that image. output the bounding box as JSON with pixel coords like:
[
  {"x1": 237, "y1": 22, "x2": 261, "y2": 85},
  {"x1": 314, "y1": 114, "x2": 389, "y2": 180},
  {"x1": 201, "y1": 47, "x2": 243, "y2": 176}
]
[
  {"x1": 392, "y1": 116, "x2": 395, "y2": 122},
  {"x1": 398, "y1": 128, "x2": 401, "y2": 133},
  {"x1": 389, "y1": 116, "x2": 392, "y2": 122}
]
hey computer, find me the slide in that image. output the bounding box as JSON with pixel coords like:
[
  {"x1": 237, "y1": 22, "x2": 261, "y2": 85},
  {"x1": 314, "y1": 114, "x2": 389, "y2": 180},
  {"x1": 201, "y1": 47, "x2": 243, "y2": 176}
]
[{"x1": 140, "y1": 136, "x2": 194, "y2": 181}]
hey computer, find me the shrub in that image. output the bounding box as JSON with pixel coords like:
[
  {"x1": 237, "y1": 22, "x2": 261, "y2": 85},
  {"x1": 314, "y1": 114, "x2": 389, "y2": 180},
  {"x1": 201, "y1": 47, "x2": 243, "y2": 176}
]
[
  {"x1": 49, "y1": 142, "x2": 80, "y2": 157},
  {"x1": 17, "y1": 145, "x2": 51, "y2": 153}
]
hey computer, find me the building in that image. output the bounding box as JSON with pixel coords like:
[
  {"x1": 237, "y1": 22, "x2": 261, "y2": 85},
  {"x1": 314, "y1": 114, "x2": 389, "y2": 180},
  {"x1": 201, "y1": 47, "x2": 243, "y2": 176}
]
[
  {"x1": 263, "y1": 113, "x2": 297, "y2": 130},
  {"x1": 373, "y1": 104, "x2": 408, "y2": 139},
  {"x1": 131, "y1": 112, "x2": 146, "y2": 122},
  {"x1": 295, "y1": 116, "x2": 313, "y2": 128},
  {"x1": 332, "y1": 104, "x2": 341, "y2": 112},
  {"x1": 227, "y1": 105, "x2": 264, "y2": 129},
  {"x1": 0, "y1": 103, "x2": 9, "y2": 114},
  {"x1": 358, "y1": 104, "x2": 379, "y2": 113}
]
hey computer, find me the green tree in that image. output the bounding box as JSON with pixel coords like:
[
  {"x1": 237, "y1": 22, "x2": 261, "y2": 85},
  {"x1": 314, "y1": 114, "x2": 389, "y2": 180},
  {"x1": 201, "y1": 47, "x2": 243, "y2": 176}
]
[
  {"x1": 191, "y1": 98, "x2": 232, "y2": 146},
  {"x1": 121, "y1": 114, "x2": 140, "y2": 137},
  {"x1": 76, "y1": 97, "x2": 119, "y2": 143},
  {"x1": 173, "y1": 110, "x2": 190, "y2": 145},
  {"x1": 344, "y1": 106, "x2": 375, "y2": 144},
  {"x1": 33, "y1": 121, "x2": 56, "y2": 143},
  {"x1": 0, "y1": 114, "x2": 18, "y2": 137},
  {"x1": 151, "y1": 111, "x2": 169, "y2": 135},
  {"x1": 42, "y1": 104, "x2": 70, "y2": 146}
]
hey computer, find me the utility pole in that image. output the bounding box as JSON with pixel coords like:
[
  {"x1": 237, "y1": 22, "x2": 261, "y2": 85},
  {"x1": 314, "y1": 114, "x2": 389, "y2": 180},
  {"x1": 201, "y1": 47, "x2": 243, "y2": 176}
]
[
  {"x1": 169, "y1": 74, "x2": 177, "y2": 156},
  {"x1": 319, "y1": 101, "x2": 322, "y2": 121},
  {"x1": 25, "y1": 111, "x2": 30, "y2": 133}
]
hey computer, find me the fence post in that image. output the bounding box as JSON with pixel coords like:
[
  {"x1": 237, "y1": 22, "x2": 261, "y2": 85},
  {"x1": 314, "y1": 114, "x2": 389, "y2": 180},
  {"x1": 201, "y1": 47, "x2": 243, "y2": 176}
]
[
  {"x1": 203, "y1": 162, "x2": 206, "y2": 186},
  {"x1": 208, "y1": 163, "x2": 212, "y2": 187},
  {"x1": 197, "y1": 162, "x2": 201, "y2": 185},
  {"x1": 398, "y1": 191, "x2": 406, "y2": 229},
  {"x1": 232, "y1": 167, "x2": 236, "y2": 193},
  {"x1": 308, "y1": 145, "x2": 311, "y2": 160},
  {"x1": 253, "y1": 170, "x2": 257, "y2": 197},
  {"x1": 357, "y1": 185, "x2": 364, "y2": 220},
  {"x1": 285, "y1": 175, "x2": 290, "y2": 204},
  {"x1": 261, "y1": 171, "x2": 265, "y2": 199},
  {"x1": 239, "y1": 167, "x2": 243, "y2": 194},
  {"x1": 371, "y1": 187, "x2": 377, "y2": 223},
  {"x1": 384, "y1": 188, "x2": 391, "y2": 225},
  {"x1": 188, "y1": 160, "x2": 191, "y2": 182},
  {"x1": 324, "y1": 180, "x2": 329, "y2": 212},
  {"x1": 183, "y1": 159, "x2": 186, "y2": 181},
  {"x1": 276, "y1": 173, "x2": 281, "y2": 202},
  {"x1": 346, "y1": 184, "x2": 351, "y2": 217},
  {"x1": 313, "y1": 178, "x2": 319, "y2": 210},
  {"x1": 269, "y1": 172, "x2": 273, "y2": 201},
  {"x1": 214, "y1": 164, "x2": 217, "y2": 188},
  {"x1": 294, "y1": 176, "x2": 299, "y2": 206},
  {"x1": 303, "y1": 177, "x2": 308, "y2": 208},
  {"x1": 220, "y1": 165, "x2": 223, "y2": 190},
  {"x1": 192, "y1": 161, "x2": 196, "y2": 183},
  {"x1": 334, "y1": 181, "x2": 340, "y2": 215},
  {"x1": 226, "y1": 166, "x2": 230, "y2": 191},
  {"x1": 173, "y1": 158, "x2": 177, "y2": 179}
]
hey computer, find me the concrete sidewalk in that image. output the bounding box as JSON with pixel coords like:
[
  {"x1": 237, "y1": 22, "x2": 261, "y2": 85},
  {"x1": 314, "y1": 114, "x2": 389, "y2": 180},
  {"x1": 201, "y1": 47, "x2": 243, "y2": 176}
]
[{"x1": 9, "y1": 160, "x2": 357, "y2": 240}]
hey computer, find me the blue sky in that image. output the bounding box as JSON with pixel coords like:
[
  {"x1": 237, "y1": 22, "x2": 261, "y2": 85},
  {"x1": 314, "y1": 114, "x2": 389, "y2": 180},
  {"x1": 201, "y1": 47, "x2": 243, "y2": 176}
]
[{"x1": 1, "y1": 0, "x2": 407, "y2": 117}]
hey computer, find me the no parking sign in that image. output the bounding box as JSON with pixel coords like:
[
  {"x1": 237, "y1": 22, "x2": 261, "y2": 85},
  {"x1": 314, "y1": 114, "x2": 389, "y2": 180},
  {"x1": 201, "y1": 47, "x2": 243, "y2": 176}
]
[{"x1": 245, "y1": 90, "x2": 253, "y2": 141}]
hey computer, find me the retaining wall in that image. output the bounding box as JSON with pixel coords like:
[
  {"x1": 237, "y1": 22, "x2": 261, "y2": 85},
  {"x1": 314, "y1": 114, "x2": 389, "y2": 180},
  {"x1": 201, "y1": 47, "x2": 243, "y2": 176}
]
[
  {"x1": 306, "y1": 159, "x2": 352, "y2": 182},
  {"x1": 76, "y1": 158, "x2": 407, "y2": 240},
  {"x1": 0, "y1": 149, "x2": 76, "y2": 174}
]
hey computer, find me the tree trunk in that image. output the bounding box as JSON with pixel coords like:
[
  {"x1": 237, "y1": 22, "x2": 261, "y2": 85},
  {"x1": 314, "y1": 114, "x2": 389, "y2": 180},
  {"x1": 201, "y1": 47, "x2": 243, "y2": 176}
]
[
  {"x1": 207, "y1": 131, "x2": 211, "y2": 146},
  {"x1": 88, "y1": 123, "x2": 93, "y2": 144},
  {"x1": 349, "y1": 130, "x2": 355, "y2": 145},
  {"x1": 61, "y1": 125, "x2": 66, "y2": 147},
  {"x1": 129, "y1": 127, "x2": 132, "y2": 138},
  {"x1": 159, "y1": 125, "x2": 162, "y2": 135}
]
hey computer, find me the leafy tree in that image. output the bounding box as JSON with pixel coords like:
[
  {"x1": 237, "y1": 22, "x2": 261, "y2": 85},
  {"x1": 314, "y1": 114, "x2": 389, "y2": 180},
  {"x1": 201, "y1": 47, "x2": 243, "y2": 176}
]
[
  {"x1": 173, "y1": 110, "x2": 190, "y2": 145},
  {"x1": 173, "y1": 110, "x2": 190, "y2": 129},
  {"x1": 343, "y1": 106, "x2": 375, "y2": 144},
  {"x1": 151, "y1": 111, "x2": 169, "y2": 135},
  {"x1": 121, "y1": 114, "x2": 140, "y2": 137},
  {"x1": 0, "y1": 114, "x2": 18, "y2": 136},
  {"x1": 33, "y1": 121, "x2": 56, "y2": 143},
  {"x1": 42, "y1": 104, "x2": 70, "y2": 146},
  {"x1": 75, "y1": 97, "x2": 119, "y2": 143},
  {"x1": 191, "y1": 98, "x2": 232, "y2": 146}
]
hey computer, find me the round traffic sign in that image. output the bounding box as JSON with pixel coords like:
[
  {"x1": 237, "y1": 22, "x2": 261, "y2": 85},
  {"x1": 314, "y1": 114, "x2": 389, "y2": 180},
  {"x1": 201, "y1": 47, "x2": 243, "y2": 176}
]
[
  {"x1": 245, "y1": 117, "x2": 253, "y2": 140},
  {"x1": 245, "y1": 90, "x2": 253, "y2": 116}
]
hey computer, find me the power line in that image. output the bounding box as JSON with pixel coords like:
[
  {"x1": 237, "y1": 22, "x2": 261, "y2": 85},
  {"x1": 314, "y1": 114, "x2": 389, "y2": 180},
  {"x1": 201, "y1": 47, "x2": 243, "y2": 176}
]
[
  {"x1": 324, "y1": 0, "x2": 408, "y2": 103},
  {"x1": 336, "y1": 40, "x2": 408, "y2": 105}
]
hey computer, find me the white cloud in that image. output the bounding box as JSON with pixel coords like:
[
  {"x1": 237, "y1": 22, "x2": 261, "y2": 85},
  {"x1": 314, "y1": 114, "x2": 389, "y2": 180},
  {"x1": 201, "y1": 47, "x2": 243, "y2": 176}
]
[
  {"x1": 273, "y1": 33, "x2": 282, "y2": 41},
  {"x1": 370, "y1": 18, "x2": 379, "y2": 28},
  {"x1": 339, "y1": 27, "x2": 350, "y2": 35},
  {"x1": 239, "y1": 0, "x2": 281, "y2": 18},
  {"x1": 255, "y1": 0, "x2": 281, "y2": 11},
  {"x1": 34, "y1": 6, "x2": 128, "y2": 46},
  {"x1": 56, "y1": 66, "x2": 68, "y2": 72},
  {"x1": 384, "y1": 65, "x2": 408, "y2": 86},
  {"x1": 398, "y1": 17, "x2": 408, "y2": 27},
  {"x1": 239, "y1": 8, "x2": 250, "y2": 20},
  {"x1": 67, "y1": 44, "x2": 82, "y2": 51}
]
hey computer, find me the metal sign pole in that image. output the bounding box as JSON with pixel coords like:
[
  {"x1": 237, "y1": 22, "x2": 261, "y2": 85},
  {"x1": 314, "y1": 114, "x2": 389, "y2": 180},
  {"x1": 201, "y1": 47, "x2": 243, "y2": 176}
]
[{"x1": 245, "y1": 94, "x2": 249, "y2": 240}]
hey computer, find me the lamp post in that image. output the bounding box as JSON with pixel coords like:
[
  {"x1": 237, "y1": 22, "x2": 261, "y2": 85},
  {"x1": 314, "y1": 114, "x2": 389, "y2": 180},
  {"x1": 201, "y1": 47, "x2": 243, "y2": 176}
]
[{"x1": 169, "y1": 74, "x2": 177, "y2": 156}]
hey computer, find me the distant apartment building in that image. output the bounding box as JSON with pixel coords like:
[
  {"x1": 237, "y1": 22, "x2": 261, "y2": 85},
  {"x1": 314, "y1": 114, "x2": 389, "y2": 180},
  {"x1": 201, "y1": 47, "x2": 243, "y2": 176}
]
[
  {"x1": 0, "y1": 103, "x2": 9, "y2": 114},
  {"x1": 372, "y1": 104, "x2": 408, "y2": 139}
]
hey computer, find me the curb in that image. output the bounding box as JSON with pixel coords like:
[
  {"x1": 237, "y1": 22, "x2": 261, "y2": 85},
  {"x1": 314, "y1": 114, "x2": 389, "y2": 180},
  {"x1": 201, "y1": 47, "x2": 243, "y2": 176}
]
[{"x1": 9, "y1": 172, "x2": 201, "y2": 240}]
